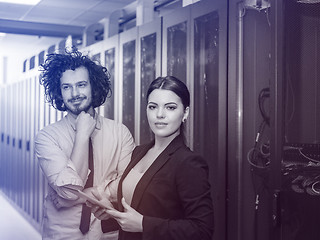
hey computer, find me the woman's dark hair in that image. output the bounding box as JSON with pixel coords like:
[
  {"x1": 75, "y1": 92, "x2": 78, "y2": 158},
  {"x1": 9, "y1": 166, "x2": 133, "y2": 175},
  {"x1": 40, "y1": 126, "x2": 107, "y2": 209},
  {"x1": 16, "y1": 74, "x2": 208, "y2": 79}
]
[
  {"x1": 39, "y1": 48, "x2": 111, "y2": 111},
  {"x1": 146, "y1": 76, "x2": 190, "y2": 109}
]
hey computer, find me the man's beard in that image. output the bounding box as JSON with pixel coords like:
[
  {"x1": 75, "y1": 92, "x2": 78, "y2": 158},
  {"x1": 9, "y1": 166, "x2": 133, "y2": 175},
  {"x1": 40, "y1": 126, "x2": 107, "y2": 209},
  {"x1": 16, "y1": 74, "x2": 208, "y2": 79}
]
[
  {"x1": 69, "y1": 104, "x2": 91, "y2": 115},
  {"x1": 66, "y1": 97, "x2": 92, "y2": 115}
]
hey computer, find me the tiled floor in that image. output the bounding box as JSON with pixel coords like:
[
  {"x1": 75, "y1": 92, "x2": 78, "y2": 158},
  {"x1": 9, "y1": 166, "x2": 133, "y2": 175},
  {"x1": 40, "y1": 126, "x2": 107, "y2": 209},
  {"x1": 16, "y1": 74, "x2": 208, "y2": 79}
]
[{"x1": 0, "y1": 192, "x2": 41, "y2": 240}]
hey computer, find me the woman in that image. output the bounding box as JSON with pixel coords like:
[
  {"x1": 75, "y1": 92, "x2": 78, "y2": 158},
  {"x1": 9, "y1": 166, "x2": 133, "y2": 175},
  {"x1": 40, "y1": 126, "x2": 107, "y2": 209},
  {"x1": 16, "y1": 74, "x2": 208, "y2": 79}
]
[{"x1": 93, "y1": 76, "x2": 214, "y2": 240}]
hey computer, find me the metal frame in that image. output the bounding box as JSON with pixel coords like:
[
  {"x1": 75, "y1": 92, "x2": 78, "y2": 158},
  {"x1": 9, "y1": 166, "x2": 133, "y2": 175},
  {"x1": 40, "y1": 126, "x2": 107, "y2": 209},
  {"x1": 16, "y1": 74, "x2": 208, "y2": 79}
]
[{"x1": 269, "y1": 0, "x2": 285, "y2": 238}]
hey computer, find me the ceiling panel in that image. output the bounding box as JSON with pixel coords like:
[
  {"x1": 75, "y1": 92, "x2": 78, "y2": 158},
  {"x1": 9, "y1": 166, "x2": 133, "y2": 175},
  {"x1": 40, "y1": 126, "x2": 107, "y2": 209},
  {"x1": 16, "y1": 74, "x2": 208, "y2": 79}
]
[
  {"x1": 0, "y1": 0, "x2": 135, "y2": 61},
  {"x1": 37, "y1": 0, "x2": 100, "y2": 9},
  {"x1": 92, "y1": 1, "x2": 131, "y2": 11},
  {"x1": 24, "y1": 7, "x2": 82, "y2": 23},
  {"x1": 0, "y1": 3, "x2": 33, "y2": 19},
  {"x1": 0, "y1": 0, "x2": 135, "y2": 28}
]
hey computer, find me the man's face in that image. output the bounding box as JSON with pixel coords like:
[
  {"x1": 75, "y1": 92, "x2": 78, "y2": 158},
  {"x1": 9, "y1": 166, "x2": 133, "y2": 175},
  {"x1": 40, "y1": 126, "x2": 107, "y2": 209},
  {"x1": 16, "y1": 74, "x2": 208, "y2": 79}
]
[{"x1": 60, "y1": 66, "x2": 92, "y2": 115}]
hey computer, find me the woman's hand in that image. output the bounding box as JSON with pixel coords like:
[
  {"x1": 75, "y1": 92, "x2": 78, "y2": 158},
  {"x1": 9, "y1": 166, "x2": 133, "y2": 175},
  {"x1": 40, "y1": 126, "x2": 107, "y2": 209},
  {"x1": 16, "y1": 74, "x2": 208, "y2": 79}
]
[{"x1": 106, "y1": 197, "x2": 143, "y2": 232}]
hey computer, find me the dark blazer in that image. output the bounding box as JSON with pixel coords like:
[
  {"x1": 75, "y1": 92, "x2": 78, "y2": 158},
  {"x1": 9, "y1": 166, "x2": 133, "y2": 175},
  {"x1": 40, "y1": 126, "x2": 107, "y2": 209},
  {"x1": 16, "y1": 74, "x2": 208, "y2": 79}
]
[{"x1": 102, "y1": 135, "x2": 214, "y2": 240}]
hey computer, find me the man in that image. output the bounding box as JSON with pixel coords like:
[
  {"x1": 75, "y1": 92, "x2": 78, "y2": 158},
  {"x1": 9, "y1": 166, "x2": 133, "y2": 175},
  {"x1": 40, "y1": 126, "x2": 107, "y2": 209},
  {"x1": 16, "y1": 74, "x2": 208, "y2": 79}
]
[{"x1": 35, "y1": 48, "x2": 135, "y2": 240}]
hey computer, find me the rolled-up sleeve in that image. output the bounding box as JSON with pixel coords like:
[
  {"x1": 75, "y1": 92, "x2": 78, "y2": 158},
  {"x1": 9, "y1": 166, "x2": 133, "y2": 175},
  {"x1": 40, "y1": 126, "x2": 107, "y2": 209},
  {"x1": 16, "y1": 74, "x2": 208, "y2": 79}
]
[{"x1": 35, "y1": 128, "x2": 84, "y2": 199}]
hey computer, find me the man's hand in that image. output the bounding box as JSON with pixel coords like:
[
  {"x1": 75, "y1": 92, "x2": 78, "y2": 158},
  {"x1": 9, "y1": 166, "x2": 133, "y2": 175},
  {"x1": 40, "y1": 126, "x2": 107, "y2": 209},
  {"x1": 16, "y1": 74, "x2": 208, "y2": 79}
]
[
  {"x1": 75, "y1": 111, "x2": 96, "y2": 138},
  {"x1": 72, "y1": 111, "x2": 96, "y2": 181},
  {"x1": 49, "y1": 190, "x2": 84, "y2": 210}
]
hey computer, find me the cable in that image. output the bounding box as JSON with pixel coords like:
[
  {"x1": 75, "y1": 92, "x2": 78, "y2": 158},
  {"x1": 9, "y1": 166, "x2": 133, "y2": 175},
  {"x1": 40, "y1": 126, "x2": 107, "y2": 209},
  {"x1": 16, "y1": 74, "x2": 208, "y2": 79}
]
[
  {"x1": 311, "y1": 181, "x2": 320, "y2": 194},
  {"x1": 249, "y1": 87, "x2": 271, "y2": 240},
  {"x1": 247, "y1": 147, "x2": 270, "y2": 169},
  {"x1": 258, "y1": 88, "x2": 270, "y2": 125},
  {"x1": 298, "y1": 149, "x2": 320, "y2": 164}
]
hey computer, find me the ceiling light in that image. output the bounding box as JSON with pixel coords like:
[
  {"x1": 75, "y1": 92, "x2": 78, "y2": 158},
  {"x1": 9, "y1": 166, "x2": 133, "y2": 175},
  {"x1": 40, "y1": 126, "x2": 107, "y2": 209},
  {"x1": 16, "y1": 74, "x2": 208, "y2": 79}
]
[
  {"x1": 0, "y1": 0, "x2": 41, "y2": 5},
  {"x1": 297, "y1": 0, "x2": 320, "y2": 3}
]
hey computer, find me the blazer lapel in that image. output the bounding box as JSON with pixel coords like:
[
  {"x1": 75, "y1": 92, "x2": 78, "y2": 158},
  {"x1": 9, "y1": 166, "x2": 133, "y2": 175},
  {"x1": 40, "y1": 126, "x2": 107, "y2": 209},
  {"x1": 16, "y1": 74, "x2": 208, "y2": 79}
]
[{"x1": 130, "y1": 135, "x2": 185, "y2": 209}]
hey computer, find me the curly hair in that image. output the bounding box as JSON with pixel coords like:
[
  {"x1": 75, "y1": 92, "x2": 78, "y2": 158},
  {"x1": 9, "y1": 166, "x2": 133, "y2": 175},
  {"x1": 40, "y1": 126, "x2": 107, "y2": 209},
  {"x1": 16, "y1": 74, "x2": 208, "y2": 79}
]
[{"x1": 39, "y1": 48, "x2": 112, "y2": 111}]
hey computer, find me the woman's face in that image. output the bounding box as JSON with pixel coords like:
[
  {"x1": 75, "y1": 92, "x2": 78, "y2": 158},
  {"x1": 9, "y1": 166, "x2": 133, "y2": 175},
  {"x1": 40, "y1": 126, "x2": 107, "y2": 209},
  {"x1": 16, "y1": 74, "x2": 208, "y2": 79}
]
[{"x1": 147, "y1": 89, "x2": 189, "y2": 139}]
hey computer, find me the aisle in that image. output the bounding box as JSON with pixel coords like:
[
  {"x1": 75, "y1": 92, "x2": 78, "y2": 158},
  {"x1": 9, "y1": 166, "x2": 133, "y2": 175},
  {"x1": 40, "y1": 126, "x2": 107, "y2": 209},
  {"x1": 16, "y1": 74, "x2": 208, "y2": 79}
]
[{"x1": 0, "y1": 192, "x2": 41, "y2": 240}]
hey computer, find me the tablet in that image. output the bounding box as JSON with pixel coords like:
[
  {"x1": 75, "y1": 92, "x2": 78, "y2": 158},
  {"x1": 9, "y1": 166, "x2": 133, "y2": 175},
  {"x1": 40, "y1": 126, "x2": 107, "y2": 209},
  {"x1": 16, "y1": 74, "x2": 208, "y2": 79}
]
[{"x1": 66, "y1": 187, "x2": 111, "y2": 209}]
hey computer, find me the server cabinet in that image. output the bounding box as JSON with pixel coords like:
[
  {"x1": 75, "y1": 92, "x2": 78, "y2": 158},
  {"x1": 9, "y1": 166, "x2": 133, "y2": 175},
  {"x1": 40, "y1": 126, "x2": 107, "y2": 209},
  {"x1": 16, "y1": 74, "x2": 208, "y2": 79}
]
[
  {"x1": 2, "y1": 87, "x2": 9, "y2": 197},
  {"x1": 83, "y1": 41, "x2": 105, "y2": 117},
  {"x1": 30, "y1": 75, "x2": 43, "y2": 224},
  {"x1": 103, "y1": 35, "x2": 119, "y2": 120},
  {"x1": 8, "y1": 85, "x2": 14, "y2": 200},
  {"x1": 38, "y1": 72, "x2": 47, "y2": 229},
  {"x1": 162, "y1": 5, "x2": 191, "y2": 149},
  {"x1": 119, "y1": 27, "x2": 138, "y2": 138},
  {"x1": 20, "y1": 80, "x2": 26, "y2": 212},
  {"x1": 280, "y1": 1, "x2": 320, "y2": 240},
  {"x1": 12, "y1": 82, "x2": 19, "y2": 204},
  {"x1": 193, "y1": 2, "x2": 227, "y2": 240},
  {"x1": 137, "y1": 18, "x2": 162, "y2": 145},
  {"x1": 49, "y1": 93, "x2": 58, "y2": 125},
  {"x1": 162, "y1": 6, "x2": 190, "y2": 85},
  {"x1": 33, "y1": 75, "x2": 41, "y2": 224},
  {"x1": 23, "y1": 78, "x2": 31, "y2": 215},
  {"x1": 0, "y1": 87, "x2": 4, "y2": 192},
  {"x1": 29, "y1": 77, "x2": 35, "y2": 222},
  {"x1": 17, "y1": 81, "x2": 23, "y2": 209},
  {"x1": 162, "y1": 1, "x2": 228, "y2": 240}
]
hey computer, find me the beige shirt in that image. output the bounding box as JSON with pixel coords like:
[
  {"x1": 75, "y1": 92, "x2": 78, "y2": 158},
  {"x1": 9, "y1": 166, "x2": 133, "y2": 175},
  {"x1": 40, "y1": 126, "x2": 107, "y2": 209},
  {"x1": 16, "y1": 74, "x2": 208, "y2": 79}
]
[
  {"x1": 122, "y1": 168, "x2": 144, "y2": 205},
  {"x1": 35, "y1": 112, "x2": 135, "y2": 240}
]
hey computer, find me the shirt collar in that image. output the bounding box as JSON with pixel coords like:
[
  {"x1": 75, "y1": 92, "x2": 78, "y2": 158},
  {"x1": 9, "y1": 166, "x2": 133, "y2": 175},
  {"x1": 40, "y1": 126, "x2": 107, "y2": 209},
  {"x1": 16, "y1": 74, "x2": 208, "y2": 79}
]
[{"x1": 66, "y1": 110, "x2": 101, "y2": 131}]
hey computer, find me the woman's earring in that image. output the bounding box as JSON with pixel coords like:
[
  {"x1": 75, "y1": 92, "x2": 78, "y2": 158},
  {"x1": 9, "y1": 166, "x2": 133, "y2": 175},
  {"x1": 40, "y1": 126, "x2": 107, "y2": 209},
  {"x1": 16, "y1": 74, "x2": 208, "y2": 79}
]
[{"x1": 182, "y1": 118, "x2": 186, "y2": 123}]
